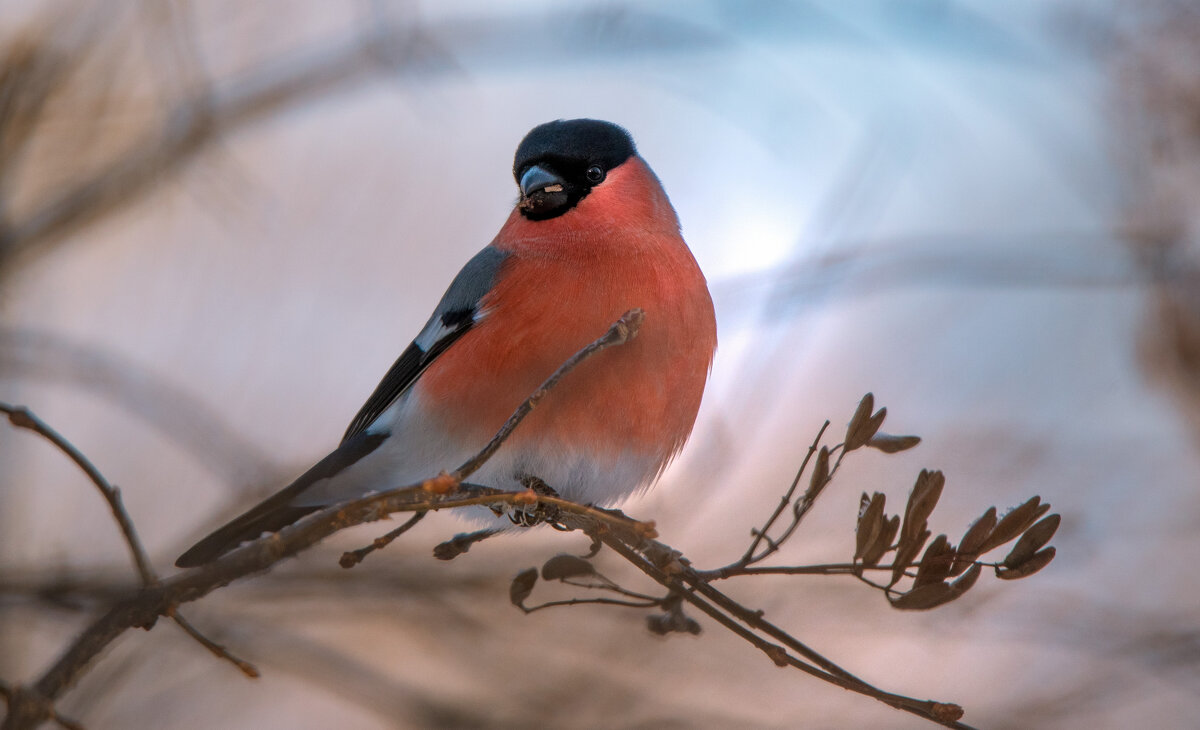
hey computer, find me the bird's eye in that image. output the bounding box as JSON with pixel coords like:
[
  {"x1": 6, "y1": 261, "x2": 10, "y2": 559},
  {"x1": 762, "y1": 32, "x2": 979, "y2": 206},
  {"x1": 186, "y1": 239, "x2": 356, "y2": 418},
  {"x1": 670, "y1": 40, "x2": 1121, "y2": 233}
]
[{"x1": 585, "y1": 165, "x2": 605, "y2": 184}]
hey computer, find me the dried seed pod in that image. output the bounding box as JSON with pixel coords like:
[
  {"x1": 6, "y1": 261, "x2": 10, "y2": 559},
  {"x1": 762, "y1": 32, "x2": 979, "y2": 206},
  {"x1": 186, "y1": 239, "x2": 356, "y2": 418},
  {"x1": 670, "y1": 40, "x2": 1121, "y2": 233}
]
[
  {"x1": 980, "y1": 497, "x2": 1044, "y2": 553},
  {"x1": 646, "y1": 611, "x2": 702, "y2": 636},
  {"x1": 855, "y1": 492, "x2": 887, "y2": 561},
  {"x1": 861, "y1": 514, "x2": 900, "y2": 566},
  {"x1": 809, "y1": 445, "x2": 831, "y2": 495},
  {"x1": 1003, "y1": 514, "x2": 1061, "y2": 569},
  {"x1": 866, "y1": 409, "x2": 887, "y2": 440},
  {"x1": 950, "y1": 562, "x2": 982, "y2": 595},
  {"x1": 845, "y1": 394, "x2": 886, "y2": 451},
  {"x1": 509, "y1": 568, "x2": 538, "y2": 607},
  {"x1": 891, "y1": 528, "x2": 930, "y2": 588},
  {"x1": 951, "y1": 507, "x2": 997, "y2": 576},
  {"x1": 914, "y1": 534, "x2": 954, "y2": 588},
  {"x1": 902, "y1": 470, "x2": 945, "y2": 544},
  {"x1": 541, "y1": 554, "x2": 596, "y2": 581},
  {"x1": 845, "y1": 393, "x2": 874, "y2": 449},
  {"x1": 890, "y1": 581, "x2": 956, "y2": 610},
  {"x1": 996, "y1": 546, "x2": 1056, "y2": 580},
  {"x1": 866, "y1": 433, "x2": 922, "y2": 453}
]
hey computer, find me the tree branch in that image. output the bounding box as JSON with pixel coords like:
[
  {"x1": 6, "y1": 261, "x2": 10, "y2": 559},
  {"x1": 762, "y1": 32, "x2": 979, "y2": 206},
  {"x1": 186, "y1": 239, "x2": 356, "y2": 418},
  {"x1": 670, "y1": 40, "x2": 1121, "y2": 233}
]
[
  {"x1": 2, "y1": 324, "x2": 1055, "y2": 730},
  {"x1": 169, "y1": 612, "x2": 259, "y2": 679},
  {"x1": 0, "y1": 403, "x2": 153, "y2": 585},
  {"x1": 591, "y1": 522, "x2": 972, "y2": 728},
  {"x1": 0, "y1": 311, "x2": 645, "y2": 729}
]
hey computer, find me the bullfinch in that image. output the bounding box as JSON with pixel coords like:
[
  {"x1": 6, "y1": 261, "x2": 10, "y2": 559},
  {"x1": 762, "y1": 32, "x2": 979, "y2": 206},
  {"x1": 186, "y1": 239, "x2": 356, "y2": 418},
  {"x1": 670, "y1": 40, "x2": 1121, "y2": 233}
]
[{"x1": 176, "y1": 119, "x2": 716, "y2": 568}]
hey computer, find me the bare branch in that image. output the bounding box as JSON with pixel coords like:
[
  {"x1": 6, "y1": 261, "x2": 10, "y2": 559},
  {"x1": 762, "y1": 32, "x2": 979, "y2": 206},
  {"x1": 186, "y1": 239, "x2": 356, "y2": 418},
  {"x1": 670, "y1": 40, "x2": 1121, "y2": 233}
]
[
  {"x1": 432, "y1": 528, "x2": 500, "y2": 560},
  {"x1": 339, "y1": 512, "x2": 427, "y2": 568},
  {"x1": 0, "y1": 683, "x2": 82, "y2": 730},
  {"x1": 739, "y1": 420, "x2": 830, "y2": 563},
  {"x1": 0, "y1": 403, "x2": 154, "y2": 585},
  {"x1": 2, "y1": 341, "x2": 1053, "y2": 730},
  {"x1": 169, "y1": 613, "x2": 259, "y2": 679},
  {"x1": 0, "y1": 312, "x2": 647, "y2": 728},
  {"x1": 520, "y1": 596, "x2": 661, "y2": 614},
  {"x1": 595, "y1": 531, "x2": 972, "y2": 729}
]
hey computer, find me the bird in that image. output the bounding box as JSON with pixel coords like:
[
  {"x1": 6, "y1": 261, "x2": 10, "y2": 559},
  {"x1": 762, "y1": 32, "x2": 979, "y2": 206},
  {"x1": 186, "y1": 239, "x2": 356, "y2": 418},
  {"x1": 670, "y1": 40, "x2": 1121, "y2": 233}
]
[{"x1": 176, "y1": 119, "x2": 717, "y2": 568}]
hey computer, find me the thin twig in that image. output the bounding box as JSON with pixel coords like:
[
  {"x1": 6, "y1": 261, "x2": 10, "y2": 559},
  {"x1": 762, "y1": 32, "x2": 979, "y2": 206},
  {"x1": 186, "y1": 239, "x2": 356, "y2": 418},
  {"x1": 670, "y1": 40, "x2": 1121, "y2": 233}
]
[
  {"x1": 0, "y1": 403, "x2": 155, "y2": 585},
  {"x1": 560, "y1": 576, "x2": 661, "y2": 602},
  {"x1": 0, "y1": 403, "x2": 276, "y2": 693},
  {"x1": 169, "y1": 613, "x2": 259, "y2": 679},
  {"x1": 596, "y1": 530, "x2": 973, "y2": 729},
  {"x1": 855, "y1": 575, "x2": 900, "y2": 594},
  {"x1": 683, "y1": 575, "x2": 861, "y2": 683},
  {"x1": 451, "y1": 308, "x2": 644, "y2": 481},
  {"x1": 339, "y1": 512, "x2": 427, "y2": 568},
  {"x1": 521, "y1": 596, "x2": 661, "y2": 613},
  {"x1": 703, "y1": 561, "x2": 937, "y2": 580},
  {"x1": 737, "y1": 421, "x2": 829, "y2": 566},
  {"x1": 331, "y1": 485, "x2": 651, "y2": 541},
  {"x1": 764, "y1": 443, "x2": 849, "y2": 558},
  {"x1": 433, "y1": 528, "x2": 499, "y2": 560}
]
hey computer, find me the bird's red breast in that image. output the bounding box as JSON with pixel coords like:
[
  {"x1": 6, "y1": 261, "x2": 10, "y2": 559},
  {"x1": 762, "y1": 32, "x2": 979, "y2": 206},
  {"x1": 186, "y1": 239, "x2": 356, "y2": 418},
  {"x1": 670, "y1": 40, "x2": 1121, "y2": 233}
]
[{"x1": 416, "y1": 156, "x2": 716, "y2": 480}]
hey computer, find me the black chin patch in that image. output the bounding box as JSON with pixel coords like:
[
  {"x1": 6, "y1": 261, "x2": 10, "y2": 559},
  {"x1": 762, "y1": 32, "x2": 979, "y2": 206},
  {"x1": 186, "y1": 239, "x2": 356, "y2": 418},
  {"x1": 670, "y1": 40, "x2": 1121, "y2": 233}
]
[
  {"x1": 513, "y1": 119, "x2": 637, "y2": 221},
  {"x1": 519, "y1": 187, "x2": 575, "y2": 221}
]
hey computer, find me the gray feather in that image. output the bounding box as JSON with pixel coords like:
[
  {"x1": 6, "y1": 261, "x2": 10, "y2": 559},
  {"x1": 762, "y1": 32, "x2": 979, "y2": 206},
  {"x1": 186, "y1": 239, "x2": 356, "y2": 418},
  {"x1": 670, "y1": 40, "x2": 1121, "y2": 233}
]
[{"x1": 342, "y1": 246, "x2": 508, "y2": 442}]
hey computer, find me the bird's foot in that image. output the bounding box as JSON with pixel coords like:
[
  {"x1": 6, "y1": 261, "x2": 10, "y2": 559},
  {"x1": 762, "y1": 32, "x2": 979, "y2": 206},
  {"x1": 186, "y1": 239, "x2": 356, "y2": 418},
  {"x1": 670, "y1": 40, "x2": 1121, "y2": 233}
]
[{"x1": 505, "y1": 475, "x2": 564, "y2": 528}]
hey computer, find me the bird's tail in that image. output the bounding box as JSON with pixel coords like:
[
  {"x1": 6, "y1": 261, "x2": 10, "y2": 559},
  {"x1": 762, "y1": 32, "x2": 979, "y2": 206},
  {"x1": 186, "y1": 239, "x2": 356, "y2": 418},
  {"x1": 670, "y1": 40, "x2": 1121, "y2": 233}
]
[
  {"x1": 175, "y1": 431, "x2": 388, "y2": 568},
  {"x1": 174, "y1": 497, "x2": 317, "y2": 568}
]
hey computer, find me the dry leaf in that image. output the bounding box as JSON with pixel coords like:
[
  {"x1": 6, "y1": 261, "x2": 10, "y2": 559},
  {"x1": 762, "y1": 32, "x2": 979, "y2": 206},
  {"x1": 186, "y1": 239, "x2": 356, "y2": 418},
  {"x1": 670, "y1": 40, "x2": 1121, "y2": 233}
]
[
  {"x1": 866, "y1": 433, "x2": 922, "y2": 453},
  {"x1": 902, "y1": 469, "x2": 944, "y2": 544},
  {"x1": 980, "y1": 497, "x2": 1044, "y2": 553},
  {"x1": 950, "y1": 562, "x2": 982, "y2": 595},
  {"x1": 845, "y1": 394, "x2": 885, "y2": 451},
  {"x1": 809, "y1": 445, "x2": 830, "y2": 494},
  {"x1": 890, "y1": 581, "x2": 955, "y2": 610},
  {"x1": 861, "y1": 514, "x2": 900, "y2": 566},
  {"x1": 855, "y1": 492, "x2": 887, "y2": 561},
  {"x1": 951, "y1": 506, "x2": 997, "y2": 576},
  {"x1": 914, "y1": 534, "x2": 954, "y2": 588},
  {"x1": 996, "y1": 546, "x2": 1056, "y2": 579},
  {"x1": 1003, "y1": 514, "x2": 1061, "y2": 569},
  {"x1": 891, "y1": 528, "x2": 930, "y2": 588},
  {"x1": 509, "y1": 568, "x2": 538, "y2": 607},
  {"x1": 541, "y1": 554, "x2": 596, "y2": 581}
]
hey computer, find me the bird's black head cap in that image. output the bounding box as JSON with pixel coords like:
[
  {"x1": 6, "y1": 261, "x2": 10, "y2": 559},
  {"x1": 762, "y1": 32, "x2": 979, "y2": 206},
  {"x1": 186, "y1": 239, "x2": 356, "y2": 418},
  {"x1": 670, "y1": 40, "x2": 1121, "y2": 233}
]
[{"x1": 513, "y1": 119, "x2": 637, "y2": 221}]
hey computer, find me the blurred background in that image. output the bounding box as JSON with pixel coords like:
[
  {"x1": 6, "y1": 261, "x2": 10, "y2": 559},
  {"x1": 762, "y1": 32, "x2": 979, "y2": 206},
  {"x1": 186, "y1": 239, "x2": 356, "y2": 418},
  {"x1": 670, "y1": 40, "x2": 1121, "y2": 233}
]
[{"x1": 2, "y1": 1, "x2": 1199, "y2": 728}]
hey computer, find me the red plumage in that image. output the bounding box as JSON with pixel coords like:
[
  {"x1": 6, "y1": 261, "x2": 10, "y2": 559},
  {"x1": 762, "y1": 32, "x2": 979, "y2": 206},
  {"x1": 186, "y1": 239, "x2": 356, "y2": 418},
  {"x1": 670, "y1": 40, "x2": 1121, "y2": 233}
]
[
  {"x1": 176, "y1": 121, "x2": 716, "y2": 567},
  {"x1": 419, "y1": 157, "x2": 716, "y2": 482}
]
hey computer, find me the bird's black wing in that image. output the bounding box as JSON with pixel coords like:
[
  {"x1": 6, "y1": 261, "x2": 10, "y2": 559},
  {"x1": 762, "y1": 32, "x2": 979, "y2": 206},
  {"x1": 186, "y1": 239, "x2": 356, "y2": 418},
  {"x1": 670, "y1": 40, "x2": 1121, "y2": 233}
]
[
  {"x1": 175, "y1": 246, "x2": 509, "y2": 568},
  {"x1": 341, "y1": 246, "x2": 508, "y2": 442}
]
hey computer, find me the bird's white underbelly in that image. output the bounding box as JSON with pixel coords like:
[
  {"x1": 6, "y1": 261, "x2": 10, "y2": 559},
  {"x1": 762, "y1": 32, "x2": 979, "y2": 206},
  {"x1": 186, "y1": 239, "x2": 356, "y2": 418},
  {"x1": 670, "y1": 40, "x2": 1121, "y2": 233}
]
[{"x1": 291, "y1": 389, "x2": 660, "y2": 510}]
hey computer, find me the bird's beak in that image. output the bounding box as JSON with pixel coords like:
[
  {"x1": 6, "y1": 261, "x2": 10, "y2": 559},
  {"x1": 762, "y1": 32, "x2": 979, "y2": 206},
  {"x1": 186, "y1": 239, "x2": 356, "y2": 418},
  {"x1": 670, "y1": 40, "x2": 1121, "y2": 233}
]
[
  {"x1": 518, "y1": 164, "x2": 570, "y2": 217},
  {"x1": 519, "y1": 164, "x2": 565, "y2": 197}
]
